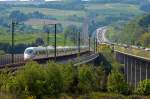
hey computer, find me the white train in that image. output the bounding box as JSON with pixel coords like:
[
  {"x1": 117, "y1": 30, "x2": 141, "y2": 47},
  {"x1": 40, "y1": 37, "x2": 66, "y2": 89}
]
[{"x1": 24, "y1": 46, "x2": 88, "y2": 60}]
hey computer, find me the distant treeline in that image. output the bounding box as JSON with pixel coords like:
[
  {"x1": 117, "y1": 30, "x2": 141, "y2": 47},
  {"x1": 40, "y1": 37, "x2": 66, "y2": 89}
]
[
  {"x1": 140, "y1": 3, "x2": 150, "y2": 12},
  {"x1": 108, "y1": 13, "x2": 150, "y2": 47},
  {"x1": 11, "y1": 2, "x2": 85, "y2": 10},
  {"x1": 0, "y1": 10, "x2": 56, "y2": 29},
  {"x1": 88, "y1": 0, "x2": 147, "y2": 4},
  {"x1": 0, "y1": 38, "x2": 45, "y2": 54}
]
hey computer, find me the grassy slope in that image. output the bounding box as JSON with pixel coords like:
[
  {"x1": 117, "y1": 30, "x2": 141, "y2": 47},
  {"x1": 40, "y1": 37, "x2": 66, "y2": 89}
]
[{"x1": 0, "y1": 3, "x2": 144, "y2": 46}]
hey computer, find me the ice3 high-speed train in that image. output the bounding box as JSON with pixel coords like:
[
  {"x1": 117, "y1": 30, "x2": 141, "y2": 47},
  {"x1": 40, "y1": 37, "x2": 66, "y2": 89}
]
[{"x1": 24, "y1": 46, "x2": 88, "y2": 60}]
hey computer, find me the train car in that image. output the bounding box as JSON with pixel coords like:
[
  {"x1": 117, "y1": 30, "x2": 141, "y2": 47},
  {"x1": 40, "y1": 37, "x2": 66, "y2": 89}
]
[
  {"x1": 24, "y1": 46, "x2": 88, "y2": 60},
  {"x1": 24, "y1": 46, "x2": 54, "y2": 60}
]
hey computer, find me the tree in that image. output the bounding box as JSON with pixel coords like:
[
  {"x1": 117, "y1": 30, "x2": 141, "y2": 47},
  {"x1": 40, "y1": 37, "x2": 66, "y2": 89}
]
[
  {"x1": 43, "y1": 24, "x2": 63, "y2": 34},
  {"x1": 62, "y1": 0, "x2": 81, "y2": 3},
  {"x1": 9, "y1": 10, "x2": 28, "y2": 22},
  {"x1": 35, "y1": 38, "x2": 45, "y2": 46},
  {"x1": 107, "y1": 71, "x2": 130, "y2": 95},
  {"x1": 63, "y1": 25, "x2": 79, "y2": 45},
  {"x1": 139, "y1": 14, "x2": 150, "y2": 28},
  {"x1": 6, "y1": 62, "x2": 64, "y2": 98},
  {"x1": 60, "y1": 63, "x2": 75, "y2": 93},
  {"x1": 78, "y1": 66, "x2": 97, "y2": 94},
  {"x1": 28, "y1": 11, "x2": 44, "y2": 19},
  {"x1": 140, "y1": 33, "x2": 150, "y2": 47}
]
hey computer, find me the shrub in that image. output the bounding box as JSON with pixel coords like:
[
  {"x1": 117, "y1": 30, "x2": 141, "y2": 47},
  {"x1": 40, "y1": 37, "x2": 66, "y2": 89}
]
[
  {"x1": 107, "y1": 71, "x2": 130, "y2": 95},
  {"x1": 6, "y1": 61, "x2": 64, "y2": 98},
  {"x1": 135, "y1": 79, "x2": 150, "y2": 95},
  {"x1": 77, "y1": 65, "x2": 97, "y2": 94},
  {"x1": 44, "y1": 62, "x2": 63, "y2": 97},
  {"x1": 0, "y1": 70, "x2": 7, "y2": 89},
  {"x1": 7, "y1": 62, "x2": 46, "y2": 98},
  {"x1": 93, "y1": 66, "x2": 106, "y2": 91},
  {"x1": 60, "y1": 62, "x2": 75, "y2": 93},
  {"x1": 1, "y1": 61, "x2": 108, "y2": 98},
  {"x1": 0, "y1": 68, "x2": 14, "y2": 92}
]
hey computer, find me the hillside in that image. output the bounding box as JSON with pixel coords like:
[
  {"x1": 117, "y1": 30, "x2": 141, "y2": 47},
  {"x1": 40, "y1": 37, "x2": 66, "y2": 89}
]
[
  {"x1": 107, "y1": 14, "x2": 150, "y2": 47},
  {"x1": 0, "y1": 1, "x2": 148, "y2": 53}
]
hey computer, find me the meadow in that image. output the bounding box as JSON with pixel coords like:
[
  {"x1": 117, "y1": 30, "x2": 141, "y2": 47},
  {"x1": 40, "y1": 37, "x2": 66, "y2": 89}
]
[{"x1": 0, "y1": 33, "x2": 73, "y2": 46}]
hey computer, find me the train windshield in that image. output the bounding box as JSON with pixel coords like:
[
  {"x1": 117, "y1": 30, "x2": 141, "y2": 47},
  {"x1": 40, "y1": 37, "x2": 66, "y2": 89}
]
[{"x1": 25, "y1": 49, "x2": 34, "y2": 54}]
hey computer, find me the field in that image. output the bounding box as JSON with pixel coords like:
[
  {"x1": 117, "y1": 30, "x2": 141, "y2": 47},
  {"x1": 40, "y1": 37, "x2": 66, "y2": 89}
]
[
  {"x1": 0, "y1": 33, "x2": 73, "y2": 46},
  {"x1": 24, "y1": 19, "x2": 82, "y2": 27},
  {"x1": 8, "y1": 7, "x2": 85, "y2": 20},
  {"x1": 86, "y1": 3, "x2": 142, "y2": 11}
]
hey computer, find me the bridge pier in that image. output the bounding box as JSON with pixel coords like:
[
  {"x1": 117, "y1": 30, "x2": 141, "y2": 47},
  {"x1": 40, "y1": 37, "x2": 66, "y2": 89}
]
[
  {"x1": 134, "y1": 59, "x2": 137, "y2": 87},
  {"x1": 146, "y1": 63, "x2": 148, "y2": 80},
  {"x1": 130, "y1": 57, "x2": 133, "y2": 85},
  {"x1": 115, "y1": 51, "x2": 150, "y2": 88}
]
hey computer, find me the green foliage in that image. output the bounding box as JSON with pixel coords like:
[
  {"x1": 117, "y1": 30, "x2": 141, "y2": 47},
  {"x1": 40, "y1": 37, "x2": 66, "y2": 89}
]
[
  {"x1": 107, "y1": 14, "x2": 150, "y2": 46},
  {"x1": 139, "y1": 14, "x2": 150, "y2": 28},
  {"x1": 0, "y1": 69, "x2": 13, "y2": 91},
  {"x1": 107, "y1": 71, "x2": 130, "y2": 95},
  {"x1": 135, "y1": 79, "x2": 150, "y2": 95},
  {"x1": 93, "y1": 66, "x2": 105, "y2": 91},
  {"x1": 89, "y1": 92, "x2": 125, "y2": 99},
  {"x1": 0, "y1": 61, "x2": 127, "y2": 98},
  {"x1": 112, "y1": 61, "x2": 124, "y2": 72},
  {"x1": 63, "y1": 25, "x2": 79, "y2": 45},
  {"x1": 0, "y1": 50, "x2": 5, "y2": 55},
  {"x1": 45, "y1": 62, "x2": 63, "y2": 96},
  {"x1": 78, "y1": 65, "x2": 98, "y2": 94},
  {"x1": 60, "y1": 63, "x2": 75, "y2": 93},
  {"x1": 4, "y1": 61, "x2": 63, "y2": 98},
  {"x1": 140, "y1": 33, "x2": 150, "y2": 47},
  {"x1": 8, "y1": 62, "x2": 47, "y2": 98}
]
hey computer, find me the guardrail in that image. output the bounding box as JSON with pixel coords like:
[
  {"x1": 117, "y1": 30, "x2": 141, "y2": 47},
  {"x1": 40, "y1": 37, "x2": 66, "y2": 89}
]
[{"x1": 74, "y1": 53, "x2": 99, "y2": 66}]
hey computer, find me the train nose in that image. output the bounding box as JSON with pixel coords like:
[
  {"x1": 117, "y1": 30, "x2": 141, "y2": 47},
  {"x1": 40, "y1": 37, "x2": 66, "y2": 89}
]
[{"x1": 24, "y1": 54, "x2": 31, "y2": 60}]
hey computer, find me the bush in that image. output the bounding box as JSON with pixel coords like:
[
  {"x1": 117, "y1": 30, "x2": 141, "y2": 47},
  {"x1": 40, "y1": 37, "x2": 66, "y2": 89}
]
[
  {"x1": 77, "y1": 65, "x2": 98, "y2": 94},
  {"x1": 0, "y1": 69, "x2": 13, "y2": 91},
  {"x1": 107, "y1": 71, "x2": 130, "y2": 95},
  {"x1": 1, "y1": 61, "x2": 107, "y2": 98},
  {"x1": 93, "y1": 66, "x2": 106, "y2": 91},
  {"x1": 7, "y1": 62, "x2": 46, "y2": 98},
  {"x1": 135, "y1": 79, "x2": 150, "y2": 95},
  {"x1": 44, "y1": 62, "x2": 63, "y2": 97},
  {"x1": 60, "y1": 62, "x2": 75, "y2": 93},
  {"x1": 6, "y1": 61, "x2": 63, "y2": 99}
]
